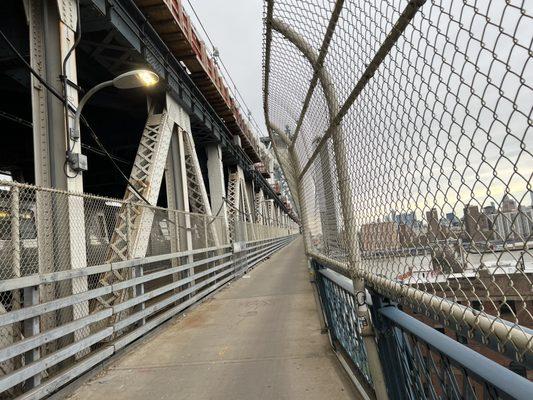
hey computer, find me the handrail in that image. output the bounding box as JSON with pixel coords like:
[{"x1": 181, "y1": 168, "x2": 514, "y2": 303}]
[
  {"x1": 379, "y1": 306, "x2": 533, "y2": 400},
  {"x1": 0, "y1": 233, "x2": 297, "y2": 397}
]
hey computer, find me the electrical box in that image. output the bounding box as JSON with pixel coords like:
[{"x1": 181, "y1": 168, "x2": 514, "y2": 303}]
[{"x1": 68, "y1": 152, "x2": 88, "y2": 173}]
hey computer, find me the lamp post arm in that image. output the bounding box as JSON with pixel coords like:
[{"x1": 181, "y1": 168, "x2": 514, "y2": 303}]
[{"x1": 72, "y1": 80, "x2": 113, "y2": 139}]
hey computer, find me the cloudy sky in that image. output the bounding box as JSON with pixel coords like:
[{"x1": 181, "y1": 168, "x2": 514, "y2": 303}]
[
  {"x1": 183, "y1": 0, "x2": 267, "y2": 136},
  {"x1": 183, "y1": 0, "x2": 531, "y2": 221}
]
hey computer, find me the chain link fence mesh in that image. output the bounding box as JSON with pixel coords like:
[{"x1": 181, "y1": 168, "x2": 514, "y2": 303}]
[
  {"x1": 263, "y1": 0, "x2": 532, "y2": 361},
  {"x1": 0, "y1": 180, "x2": 294, "y2": 395}
]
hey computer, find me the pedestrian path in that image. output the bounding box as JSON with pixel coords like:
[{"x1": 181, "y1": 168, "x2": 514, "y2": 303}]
[{"x1": 66, "y1": 238, "x2": 357, "y2": 400}]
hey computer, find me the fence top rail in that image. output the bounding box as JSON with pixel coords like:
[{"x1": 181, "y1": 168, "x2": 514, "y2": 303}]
[
  {"x1": 0, "y1": 244, "x2": 233, "y2": 292},
  {"x1": 318, "y1": 267, "x2": 354, "y2": 294},
  {"x1": 307, "y1": 251, "x2": 350, "y2": 277},
  {"x1": 0, "y1": 179, "x2": 226, "y2": 221}
]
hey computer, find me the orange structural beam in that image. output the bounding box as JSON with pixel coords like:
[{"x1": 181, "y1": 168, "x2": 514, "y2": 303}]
[{"x1": 136, "y1": 0, "x2": 262, "y2": 163}]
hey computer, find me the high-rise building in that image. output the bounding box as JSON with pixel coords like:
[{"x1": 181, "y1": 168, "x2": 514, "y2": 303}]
[
  {"x1": 463, "y1": 205, "x2": 489, "y2": 243},
  {"x1": 361, "y1": 222, "x2": 401, "y2": 252},
  {"x1": 426, "y1": 208, "x2": 446, "y2": 241},
  {"x1": 501, "y1": 194, "x2": 518, "y2": 213},
  {"x1": 489, "y1": 206, "x2": 533, "y2": 241},
  {"x1": 445, "y1": 212, "x2": 460, "y2": 227}
]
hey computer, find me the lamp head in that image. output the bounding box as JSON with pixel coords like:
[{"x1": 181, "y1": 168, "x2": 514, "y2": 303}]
[{"x1": 112, "y1": 69, "x2": 159, "y2": 89}]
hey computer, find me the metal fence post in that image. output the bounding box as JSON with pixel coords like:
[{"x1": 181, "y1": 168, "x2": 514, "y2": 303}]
[
  {"x1": 266, "y1": 17, "x2": 390, "y2": 397},
  {"x1": 127, "y1": 202, "x2": 145, "y2": 326},
  {"x1": 368, "y1": 290, "x2": 409, "y2": 400},
  {"x1": 10, "y1": 186, "x2": 22, "y2": 372},
  {"x1": 12, "y1": 185, "x2": 42, "y2": 388}
]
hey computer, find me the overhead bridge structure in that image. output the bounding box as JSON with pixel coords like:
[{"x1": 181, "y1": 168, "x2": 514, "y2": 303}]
[
  {"x1": 0, "y1": 0, "x2": 297, "y2": 398},
  {"x1": 0, "y1": 0, "x2": 532, "y2": 399}
]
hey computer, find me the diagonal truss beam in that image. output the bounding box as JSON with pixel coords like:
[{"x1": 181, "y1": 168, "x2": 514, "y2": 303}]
[{"x1": 95, "y1": 94, "x2": 219, "y2": 326}]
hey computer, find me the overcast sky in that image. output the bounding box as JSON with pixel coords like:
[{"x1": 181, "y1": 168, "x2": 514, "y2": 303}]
[
  {"x1": 183, "y1": 1, "x2": 267, "y2": 136},
  {"x1": 183, "y1": 1, "x2": 531, "y2": 220}
]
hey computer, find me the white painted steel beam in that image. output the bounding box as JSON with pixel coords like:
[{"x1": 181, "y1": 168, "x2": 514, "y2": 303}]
[
  {"x1": 207, "y1": 144, "x2": 229, "y2": 238},
  {"x1": 28, "y1": 0, "x2": 89, "y2": 377}
]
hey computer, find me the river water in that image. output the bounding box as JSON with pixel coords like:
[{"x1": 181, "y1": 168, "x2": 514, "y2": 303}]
[{"x1": 362, "y1": 249, "x2": 532, "y2": 278}]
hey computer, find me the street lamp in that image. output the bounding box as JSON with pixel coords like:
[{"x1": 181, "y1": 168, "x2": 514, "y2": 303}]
[
  {"x1": 68, "y1": 69, "x2": 159, "y2": 172},
  {"x1": 73, "y1": 69, "x2": 159, "y2": 140}
]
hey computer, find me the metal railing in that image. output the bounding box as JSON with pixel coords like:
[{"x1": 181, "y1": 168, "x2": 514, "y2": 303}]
[
  {"x1": 313, "y1": 264, "x2": 372, "y2": 387},
  {"x1": 263, "y1": 0, "x2": 533, "y2": 397},
  {"x1": 0, "y1": 180, "x2": 298, "y2": 398},
  {"x1": 313, "y1": 260, "x2": 532, "y2": 400}
]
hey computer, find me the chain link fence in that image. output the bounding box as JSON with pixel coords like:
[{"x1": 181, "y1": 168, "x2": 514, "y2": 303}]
[
  {"x1": 0, "y1": 180, "x2": 297, "y2": 397},
  {"x1": 263, "y1": 0, "x2": 532, "y2": 375}
]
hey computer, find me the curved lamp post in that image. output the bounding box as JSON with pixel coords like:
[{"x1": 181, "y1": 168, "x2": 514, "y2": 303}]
[
  {"x1": 67, "y1": 69, "x2": 159, "y2": 172},
  {"x1": 73, "y1": 69, "x2": 159, "y2": 140}
]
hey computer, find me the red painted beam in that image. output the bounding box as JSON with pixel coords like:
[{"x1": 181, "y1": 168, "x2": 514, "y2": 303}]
[{"x1": 136, "y1": 0, "x2": 263, "y2": 163}]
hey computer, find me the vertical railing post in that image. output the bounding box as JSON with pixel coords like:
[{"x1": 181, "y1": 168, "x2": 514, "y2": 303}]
[
  {"x1": 15, "y1": 185, "x2": 41, "y2": 388},
  {"x1": 309, "y1": 260, "x2": 329, "y2": 334},
  {"x1": 23, "y1": 286, "x2": 41, "y2": 389},
  {"x1": 367, "y1": 290, "x2": 409, "y2": 400},
  {"x1": 126, "y1": 202, "x2": 132, "y2": 258},
  {"x1": 173, "y1": 210, "x2": 185, "y2": 288},
  {"x1": 10, "y1": 185, "x2": 22, "y2": 372},
  {"x1": 204, "y1": 217, "x2": 208, "y2": 248},
  {"x1": 232, "y1": 219, "x2": 240, "y2": 276},
  {"x1": 11, "y1": 186, "x2": 20, "y2": 282},
  {"x1": 128, "y1": 202, "x2": 145, "y2": 326}
]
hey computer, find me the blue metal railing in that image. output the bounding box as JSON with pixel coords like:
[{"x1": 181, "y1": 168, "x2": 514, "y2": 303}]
[
  {"x1": 311, "y1": 260, "x2": 533, "y2": 400},
  {"x1": 314, "y1": 266, "x2": 372, "y2": 385},
  {"x1": 376, "y1": 305, "x2": 532, "y2": 400}
]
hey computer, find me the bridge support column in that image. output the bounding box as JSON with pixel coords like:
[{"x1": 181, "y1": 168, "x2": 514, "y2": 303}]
[
  {"x1": 28, "y1": 0, "x2": 88, "y2": 367},
  {"x1": 206, "y1": 144, "x2": 229, "y2": 242},
  {"x1": 165, "y1": 101, "x2": 194, "y2": 289},
  {"x1": 243, "y1": 179, "x2": 256, "y2": 239},
  {"x1": 226, "y1": 136, "x2": 255, "y2": 242}
]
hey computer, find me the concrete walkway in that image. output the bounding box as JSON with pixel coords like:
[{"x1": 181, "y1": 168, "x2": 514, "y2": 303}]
[{"x1": 66, "y1": 237, "x2": 358, "y2": 400}]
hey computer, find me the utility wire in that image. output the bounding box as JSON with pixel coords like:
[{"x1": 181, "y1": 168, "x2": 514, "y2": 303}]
[
  {"x1": 0, "y1": 27, "x2": 151, "y2": 205},
  {"x1": 184, "y1": 0, "x2": 266, "y2": 137},
  {"x1": 206, "y1": 198, "x2": 226, "y2": 226},
  {"x1": 0, "y1": 110, "x2": 130, "y2": 165},
  {"x1": 81, "y1": 115, "x2": 151, "y2": 205},
  {"x1": 0, "y1": 111, "x2": 33, "y2": 128},
  {"x1": 0, "y1": 29, "x2": 65, "y2": 104},
  {"x1": 80, "y1": 144, "x2": 130, "y2": 165}
]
